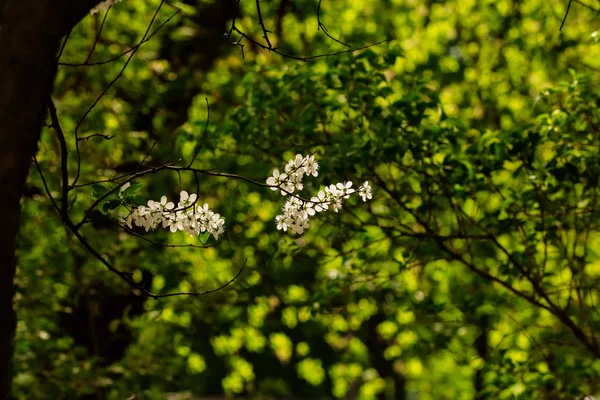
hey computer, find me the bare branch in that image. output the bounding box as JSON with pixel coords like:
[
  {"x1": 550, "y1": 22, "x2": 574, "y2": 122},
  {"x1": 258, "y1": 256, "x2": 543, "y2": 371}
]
[
  {"x1": 78, "y1": 133, "x2": 113, "y2": 141},
  {"x1": 56, "y1": 28, "x2": 72, "y2": 62},
  {"x1": 221, "y1": 0, "x2": 391, "y2": 61},
  {"x1": 560, "y1": 0, "x2": 573, "y2": 31},
  {"x1": 231, "y1": 28, "x2": 391, "y2": 62},
  {"x1": 57, "y1": 7, "x2": 181, "y2": 67},
  {"x1": 32, "y1": 157, "x2": 61, "y2": 216},
  {"x1": 317, "y1": 0, "x2": 351, "y2": 48},
  {"x1": 574, "y1": 0, "x2": 599, "y2": 12},
  {"x1": 84, "y1": 5, "x2": 111, "y2": 64},
  {"x1": 153, "y1": 260, "x2": 246, "y2": 298},
  {"x1": 374, "y1": 168, "x2": 600, "y2": 357},
  {"x1": 255, "y1": 0, "x2": 273, "y2": 49},
  {"x1": 119, "y1": 224, "x2": 217, "y2": 249},
  {"x1": 70, "y1": 219, "x2": 246, "y2": 299},
  {"x1": 133, "y1": 141, "x2": 158, "y2": 174}
]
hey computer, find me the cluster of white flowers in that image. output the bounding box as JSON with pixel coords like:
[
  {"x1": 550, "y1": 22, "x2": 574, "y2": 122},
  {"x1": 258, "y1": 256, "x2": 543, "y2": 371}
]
[
  {"x1": 266, "y1": 154, "x2": 373, "y2": 235},
  {"x1": 266, "y1": 154, "x2": 319, "y2": 195},
  {"x1": 90, "y1": 0, "x2": 122, "y2": 15},
  {"x1": 121, "y1": 187, "x2": 225, "y2": 240}
]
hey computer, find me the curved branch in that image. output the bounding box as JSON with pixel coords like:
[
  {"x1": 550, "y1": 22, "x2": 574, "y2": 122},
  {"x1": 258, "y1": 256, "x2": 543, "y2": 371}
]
[
  {"x1": 188, "y1": 97, "x2": 210, "y2": 167},
  {"x1": 255, "y1": 0, "x2": 273, "y2": 49},
  {"x1": 317, "y1": 0, "x2": 351, "y2": 48},
  {"x1": 230, "y1": 27, "x2": 391, "y2": 62},
  {"x1": 119, "y1": 223, "x2": 218, "y2": 249},
  {"x1": 58, "y1": 6, "x2": 181, "y2": 67},
  {"x1": 560, "y1": 0, "x2": 573, "y2": 31}
]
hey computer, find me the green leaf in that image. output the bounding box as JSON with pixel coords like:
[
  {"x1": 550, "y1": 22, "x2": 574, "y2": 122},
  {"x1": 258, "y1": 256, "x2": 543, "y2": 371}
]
[
  {"x1": 98, "y1": 198, "x2": 120, "y2": 215},
  {"x1": 107, "y1": 200, "x2": 121, "y2": 210},
  {"x1": 129, "y1": 195, "x2": 145, "y2": 206},
  {"x1": 98, "y1": 198, "x2": 111, "y2": 215},
  {"x1": 91, "y1": 184, "x2": 108, "y2": 199},
  {"x1": 199, "y1": 231, "x2": 210, "y2": 244},
  {"x1": 122, "y1": 183, "x2": 143, "y2": 198}
]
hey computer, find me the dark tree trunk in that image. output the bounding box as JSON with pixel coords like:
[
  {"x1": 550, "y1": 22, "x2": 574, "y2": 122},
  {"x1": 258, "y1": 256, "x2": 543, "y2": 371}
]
[
  {"x1": 0, "y1": 1, "x2": 99, "y2": 398},
  {"x1": 366, "y1": 310, "x2": 407, "y2": 400}
]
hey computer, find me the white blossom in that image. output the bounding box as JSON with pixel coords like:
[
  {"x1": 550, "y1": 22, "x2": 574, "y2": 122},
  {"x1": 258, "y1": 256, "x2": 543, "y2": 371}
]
[
  {"x1": 310, "y1": 190, "x2": 329, "y2": 212},
  {"x1": 121, "y1": 190, "x2": 225, "y2": 240},
  {"x1": 268, "y1": 154, "x2": 373, "y2": 235},
  {"x1": 359, "y1": 181, "x2": 373, "y2": 202},
  {"x1": 266, "y1": 154, "x2": 374, "y2": 235},
  {"x1": 276, "y1": 215, "x2": 288, "y2": 231},
  {"x1": 90, "y1": 0, "x2": 121, "y2": 15},
  {"x1": 336, "y1": 181, "x2": 354, "y2": 199},
  {"x1": 266, "y1": 169, "x2": 289, "y2": 193},
  {"x1": 178, "y1": 190, "x2": 197, "y2": 209},
  {"x1": 304, "y1": 155, "x2": 319, "y2": 177},
  {"x1": 285, "y1": 154, "x2": 306, "y2": 175}
]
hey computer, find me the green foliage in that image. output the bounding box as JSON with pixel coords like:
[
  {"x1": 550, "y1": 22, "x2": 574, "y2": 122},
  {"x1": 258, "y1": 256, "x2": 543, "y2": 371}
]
[{"x1": 13, "y1": 0, "x2": 600, "y2": 399}]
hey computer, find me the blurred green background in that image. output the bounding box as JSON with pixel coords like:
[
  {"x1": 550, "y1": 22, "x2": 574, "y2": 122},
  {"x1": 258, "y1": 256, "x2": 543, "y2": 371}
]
[{"x1": 16, "y1": 0, "x2": 600, "y2": 398}]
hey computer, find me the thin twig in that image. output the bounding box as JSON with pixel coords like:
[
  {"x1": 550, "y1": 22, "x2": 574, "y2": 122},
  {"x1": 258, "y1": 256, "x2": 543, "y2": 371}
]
[
  {"x1": 189, "y1": 98, "x2": 210, "y2": 167},
  {"x1": 154, "y1": 259, "x2": 246, "y2": 298},
  {"x1": 255, "y1": 0, "x2": 273, "y2": 49},
  {"x1": 574, "y1": 0, "x2": 599, "y2": 12},
  {"x1": 58, "y1": 7, "x2": 181, "y2": 67},
  {"x1": 78, "y1": 133, "x2": 114, "y2": 141},
  {"x1": 317, "y1": 0, "x2": 351, "y2": 48},
  {"x1": 56, "y1": 28, "x2": 73, "y2": 62},
  {"x1": 119, "y1": 224, "x2": 217, "y2": 249},
  {"x1": 560, "y1": 0, "x2": 573, "y2": 31},
  {"x1": 85, "y1": 6, "x2": 111, "y2": 64},
  {"x1": 226, "y1": 0, "x2": 242, "y2": 39},
  {"x1": 32, "y1": 157, "x2": 61, "y2": 216},
  {"x1": 231, "y1": 28, "x2": 391, "y2": 62},
  {"x1": 134, "y1": 141, "x2": 158, "y2": 174}
]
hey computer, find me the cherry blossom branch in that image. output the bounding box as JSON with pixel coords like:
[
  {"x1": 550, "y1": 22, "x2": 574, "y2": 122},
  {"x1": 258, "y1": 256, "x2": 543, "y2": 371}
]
[
  {"x1": 69, "y1": 212, "x2": 245, "y2": 299},
  {"x1": 78, "y1": 163, "x2": 323, "y2": 228},
  {"x1": 39, "y1": 0, "x2": 386, "y2": 301},
  {"x1": 41, "y1": 107, "x2": 244, "y2": 298},
  {"x1": 45, "y1": 93, "x2": 239, "y2": 298}
]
